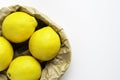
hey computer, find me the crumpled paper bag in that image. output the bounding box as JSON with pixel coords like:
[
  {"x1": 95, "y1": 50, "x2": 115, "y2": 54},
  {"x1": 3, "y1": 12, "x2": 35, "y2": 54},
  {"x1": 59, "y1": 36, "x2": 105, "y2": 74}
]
[{"x1": 0, "y1": 5, "x2": 71, "y2": 80}]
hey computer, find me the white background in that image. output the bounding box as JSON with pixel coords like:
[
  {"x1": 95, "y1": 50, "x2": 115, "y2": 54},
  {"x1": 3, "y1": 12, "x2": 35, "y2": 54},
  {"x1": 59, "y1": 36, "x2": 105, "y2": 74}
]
[{"x1": 0, "y1": 0, "x2": 120, "y2": 80}]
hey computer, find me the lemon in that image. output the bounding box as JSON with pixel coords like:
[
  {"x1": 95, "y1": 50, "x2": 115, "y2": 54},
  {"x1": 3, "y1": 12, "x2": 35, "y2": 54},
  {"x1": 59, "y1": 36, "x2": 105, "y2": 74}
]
[
  {"x1": 7, "y1": 56, "x2": 41, "y2": 80},
  {"x1": 0, "y1": 37, "x2": 13, "y2": 71},
  {"x1": 2, "y1": 12, "x2": 37, "y2": 43},
  {"x1": 29, "y1": 26, "x2": 61, "y2": 61}
]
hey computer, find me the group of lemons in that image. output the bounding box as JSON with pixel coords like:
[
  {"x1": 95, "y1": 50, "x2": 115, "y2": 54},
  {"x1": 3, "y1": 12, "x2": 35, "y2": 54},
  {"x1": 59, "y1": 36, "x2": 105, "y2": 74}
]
[{"x1": 0, "y1": 12, "x2": 61, "y2": 80}]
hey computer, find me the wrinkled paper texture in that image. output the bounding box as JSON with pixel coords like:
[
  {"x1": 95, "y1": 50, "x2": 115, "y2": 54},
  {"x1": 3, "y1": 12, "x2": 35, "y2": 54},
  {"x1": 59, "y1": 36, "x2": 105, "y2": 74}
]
[{"x1": 0, "y1": 5, "x2": 71, "y2": 80}]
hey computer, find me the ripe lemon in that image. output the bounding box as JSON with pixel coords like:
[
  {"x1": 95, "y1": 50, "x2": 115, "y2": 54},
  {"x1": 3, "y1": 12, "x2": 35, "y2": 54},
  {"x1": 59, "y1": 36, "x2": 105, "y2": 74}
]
[
  {"x1": 7, "y1": 56, "x2": 41, "y2": 80},
  {"x1": 2, "y1": 12, "x2": 37, "y2": 43},
  {"x1": 0, "y1": 37, "x2": 13, "y2": 71},
  {"x1": 29, "y1": 26, "x2": 61, "y2": 61}
]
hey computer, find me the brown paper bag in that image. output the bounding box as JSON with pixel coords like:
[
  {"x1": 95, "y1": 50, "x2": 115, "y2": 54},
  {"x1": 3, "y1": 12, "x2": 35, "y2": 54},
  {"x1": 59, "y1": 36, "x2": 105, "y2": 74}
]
[{"x1": 0, "y1": 5, "x2": 71, "y2": 80}]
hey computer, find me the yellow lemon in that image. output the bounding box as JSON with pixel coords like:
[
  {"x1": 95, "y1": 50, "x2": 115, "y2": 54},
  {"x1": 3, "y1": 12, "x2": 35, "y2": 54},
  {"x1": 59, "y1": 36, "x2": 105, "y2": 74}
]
[
  {"x1": 7, "y1": 56, "x2": 41, "y2": 80},
  {"x1": 29, "y1": 26, "x2": 61, "y2": 61},
  {"x1": 0, "y1": 37, "x2": 13, "y2": 71},
  {"x1": 2, "y1": 12, "x2": 37, "y2": 43}
]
